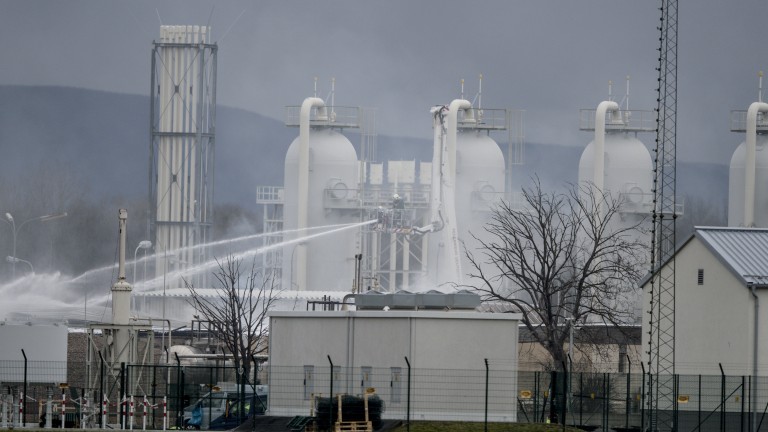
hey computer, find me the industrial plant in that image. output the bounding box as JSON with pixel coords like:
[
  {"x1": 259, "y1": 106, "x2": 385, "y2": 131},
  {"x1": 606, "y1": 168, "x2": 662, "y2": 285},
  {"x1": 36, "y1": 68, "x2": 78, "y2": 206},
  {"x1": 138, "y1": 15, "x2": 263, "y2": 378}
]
[{"x1": 2, "y1": 2, "x2": 768, "y2": 431}]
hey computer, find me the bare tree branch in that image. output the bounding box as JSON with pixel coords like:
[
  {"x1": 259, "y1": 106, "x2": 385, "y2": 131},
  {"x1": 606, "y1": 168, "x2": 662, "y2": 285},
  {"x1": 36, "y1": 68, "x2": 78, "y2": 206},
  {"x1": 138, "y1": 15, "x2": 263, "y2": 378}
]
[
  {"x1": 462, "y1": 179, "x2": 647, "y2": 368},
  {"x1": 185, "y1": 255, "x2": 280, "y2": 385}
]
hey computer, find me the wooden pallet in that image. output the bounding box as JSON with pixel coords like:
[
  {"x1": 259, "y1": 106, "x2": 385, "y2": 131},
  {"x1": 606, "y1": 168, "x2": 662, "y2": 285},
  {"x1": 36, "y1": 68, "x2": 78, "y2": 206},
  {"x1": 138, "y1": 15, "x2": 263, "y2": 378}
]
[{"x1": 334, "y1": 421, "x2": 372, "y2": 432}]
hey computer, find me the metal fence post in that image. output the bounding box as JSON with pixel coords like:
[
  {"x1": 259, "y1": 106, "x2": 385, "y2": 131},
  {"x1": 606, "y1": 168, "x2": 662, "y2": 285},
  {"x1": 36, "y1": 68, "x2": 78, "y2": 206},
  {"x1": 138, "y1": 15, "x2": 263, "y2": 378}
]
[
  {"x1": 626, "y1": 354, "x2": 631, "y2": 430},
  {"x1": 404, "y1": 357, "x2": 411, "y2": 432},
  {"x1": 327, "y1": 355, "x2": 334, "y2": 431},
  {"x1": 698, "y1": 374, "x2": 702, "y2": 432},
  {"x1": 121, "y1": 362, "x2": 127, "y2": 428},
  {"x1": 175, "y1": 354, "x2": 182, "y2": 428},
  {"x1": 721, "y1": 363, "x2": 726, "y2": 432},
  {"x1": 20, "y1": 349, "x2": 27, "y2": 427},
  {"x1": 580, "y1": 372, "x2": 584, "y2": 426},
  {"x1": 641, "y1": 362, "x2": 646, "y2": 432},
  {"x1": 742, "y1": 375, "x2": 746, "y2": 432},
  {"x1": 484, "y1": 359, "x2": 489, "y2": 432}
]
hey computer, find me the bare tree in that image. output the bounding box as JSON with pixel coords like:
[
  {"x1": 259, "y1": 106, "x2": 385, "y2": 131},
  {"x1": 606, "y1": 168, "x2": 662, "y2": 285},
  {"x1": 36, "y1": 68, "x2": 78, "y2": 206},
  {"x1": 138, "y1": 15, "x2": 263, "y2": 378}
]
[
  {"x1": 185, "y1": 255, "x2": 279, "y2": 414},
  {"x1": 464, "y1": 179, "x2": 647, "y2": 368}
]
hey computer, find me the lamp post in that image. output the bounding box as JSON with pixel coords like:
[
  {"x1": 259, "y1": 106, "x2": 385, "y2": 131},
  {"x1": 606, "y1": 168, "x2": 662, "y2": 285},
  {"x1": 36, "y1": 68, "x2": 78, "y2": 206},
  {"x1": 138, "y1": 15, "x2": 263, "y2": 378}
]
[
  {"x1": 133, "y1": 241, "x2": 152, "y2": 284},
  {"x1": 6, "y1": 256, "x2": 33, "y2": 274},
  {"x1": 4, "y1": 212, "x2": 67, "y2": 278}
]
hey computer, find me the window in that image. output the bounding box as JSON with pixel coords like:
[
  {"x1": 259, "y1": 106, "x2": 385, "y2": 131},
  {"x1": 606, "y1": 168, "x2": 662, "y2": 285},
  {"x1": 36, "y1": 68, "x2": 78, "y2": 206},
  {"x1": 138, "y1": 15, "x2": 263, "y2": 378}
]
[{"x1": 697, "y1": 269, "x2": 704, "y2": 285}]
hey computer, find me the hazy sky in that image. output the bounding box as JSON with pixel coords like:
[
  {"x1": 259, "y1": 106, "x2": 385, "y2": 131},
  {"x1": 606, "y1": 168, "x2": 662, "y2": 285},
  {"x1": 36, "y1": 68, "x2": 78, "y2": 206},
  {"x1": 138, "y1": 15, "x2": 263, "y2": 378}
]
[{"x1": 2, "y1": 0, "x2": 767, "y2": 164}]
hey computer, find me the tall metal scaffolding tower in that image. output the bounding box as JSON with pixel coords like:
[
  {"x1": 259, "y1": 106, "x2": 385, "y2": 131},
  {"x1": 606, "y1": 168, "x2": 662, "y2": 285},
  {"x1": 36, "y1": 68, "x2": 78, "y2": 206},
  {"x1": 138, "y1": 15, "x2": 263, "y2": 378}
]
[
  {"x1": 647, "y1": 0, "x2": 678, "y2": 430},
  {"x1": 149, "y1": 26, "x2": 217, "y2": 289}
]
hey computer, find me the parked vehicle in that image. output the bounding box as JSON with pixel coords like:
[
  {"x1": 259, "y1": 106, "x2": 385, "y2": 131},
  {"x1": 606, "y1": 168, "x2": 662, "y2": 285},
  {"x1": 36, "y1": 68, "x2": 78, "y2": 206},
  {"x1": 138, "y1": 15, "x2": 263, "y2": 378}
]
[{"x1": 182, "y1": 384, "x2": 268, "y2": 430}]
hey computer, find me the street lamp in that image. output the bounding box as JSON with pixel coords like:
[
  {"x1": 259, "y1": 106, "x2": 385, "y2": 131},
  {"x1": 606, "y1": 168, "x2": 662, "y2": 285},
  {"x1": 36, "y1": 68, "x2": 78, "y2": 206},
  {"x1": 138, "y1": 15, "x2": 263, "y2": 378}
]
[
  {"x1": 133, "y1": 240, "x2": 152, "y2": 284},
  {"x1": 4, "y1": 212, "x2": 67, "y2": 278},
  {"x1": 6, "y1": 256, "x2": 33, "y2": 274}
]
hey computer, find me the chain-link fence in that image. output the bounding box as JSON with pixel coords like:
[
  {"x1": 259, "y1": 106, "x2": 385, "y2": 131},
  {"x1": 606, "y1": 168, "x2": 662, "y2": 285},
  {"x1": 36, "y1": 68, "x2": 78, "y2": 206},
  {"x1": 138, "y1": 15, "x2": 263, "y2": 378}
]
[{"x1": 4, "y1": 359, "x2": 768, "y2": 432}]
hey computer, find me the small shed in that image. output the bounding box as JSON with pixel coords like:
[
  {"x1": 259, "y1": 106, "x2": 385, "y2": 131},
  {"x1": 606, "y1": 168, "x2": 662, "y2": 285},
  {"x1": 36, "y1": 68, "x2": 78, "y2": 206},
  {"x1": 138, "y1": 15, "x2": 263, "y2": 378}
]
[{"x1": 267, "y1": 309, "x2": 521, "y2": 422}]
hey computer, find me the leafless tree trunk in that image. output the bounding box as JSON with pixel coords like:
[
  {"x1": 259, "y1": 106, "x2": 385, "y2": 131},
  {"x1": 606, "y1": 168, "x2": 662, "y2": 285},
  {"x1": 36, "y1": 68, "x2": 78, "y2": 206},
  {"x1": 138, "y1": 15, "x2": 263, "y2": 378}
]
[{"x1": 463, "y1": 179, "x2": 648, "y2": 369}]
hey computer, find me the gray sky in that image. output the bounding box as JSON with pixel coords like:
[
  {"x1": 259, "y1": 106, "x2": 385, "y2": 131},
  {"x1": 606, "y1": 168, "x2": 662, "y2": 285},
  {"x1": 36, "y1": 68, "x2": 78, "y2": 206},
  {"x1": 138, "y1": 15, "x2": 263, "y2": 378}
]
[{"x1": 1, "y1": 0, "x2": 766, "y2": 164}]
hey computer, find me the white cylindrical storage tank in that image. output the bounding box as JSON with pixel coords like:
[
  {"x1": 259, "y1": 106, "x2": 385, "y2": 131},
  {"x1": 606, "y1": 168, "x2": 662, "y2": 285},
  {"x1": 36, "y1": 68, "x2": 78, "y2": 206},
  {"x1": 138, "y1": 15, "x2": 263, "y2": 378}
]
[
  {"x1": 728, "y1": 135, "x2": 768, "y2": 227},
  {"x1": 578, "y1": 132, "x2": 653, "y2": 230},
  {"x1": 454, "y1": 130, "x2": 505, "y2": 273},
  {"x1": 282, "y1": 128, "x2": 359, "y2": 291}
]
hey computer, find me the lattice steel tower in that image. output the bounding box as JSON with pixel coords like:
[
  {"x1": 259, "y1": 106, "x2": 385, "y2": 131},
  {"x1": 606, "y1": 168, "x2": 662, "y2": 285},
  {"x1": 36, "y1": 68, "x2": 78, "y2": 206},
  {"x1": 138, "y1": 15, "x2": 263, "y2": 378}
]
[
  {"x1": 149, "y1": 26, "x2": 217, "y2": 288},
  {"x1": 647, "y1": 0, "x2": 678, "y2": 430}
]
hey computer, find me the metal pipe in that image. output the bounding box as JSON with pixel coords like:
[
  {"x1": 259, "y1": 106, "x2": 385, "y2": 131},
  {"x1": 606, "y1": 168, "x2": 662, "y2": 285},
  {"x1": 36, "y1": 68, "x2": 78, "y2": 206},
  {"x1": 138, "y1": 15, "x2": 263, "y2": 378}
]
[
  {"x1": 446, "y1": 99, "x2": 472, "y2": 184},
  {"x1": 593, "y1": 101, "x2": 621, "y2": 195},
  {"x1": 743, "y1": 102, "x2": 768, "y2": 227},
  {"x1": 297, "y1": 97, "x2": 327, "y2": 291}
]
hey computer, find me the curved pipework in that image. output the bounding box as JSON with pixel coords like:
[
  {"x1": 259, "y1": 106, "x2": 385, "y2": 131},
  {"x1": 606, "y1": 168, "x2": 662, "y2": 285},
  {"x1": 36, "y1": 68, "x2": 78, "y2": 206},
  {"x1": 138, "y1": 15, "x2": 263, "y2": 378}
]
[
  {"x1": 297, "y1": 97, "x2": 327, "y2": 290},
  {"x1": 594, "y1": 101, "x2": 621, "y2": 194},
  {"x1": 744, "y1": 102, "x2": 768, "y2": 227},
  {"x1": 446, "y1": 99, "x2": 472, "y2": 182}
]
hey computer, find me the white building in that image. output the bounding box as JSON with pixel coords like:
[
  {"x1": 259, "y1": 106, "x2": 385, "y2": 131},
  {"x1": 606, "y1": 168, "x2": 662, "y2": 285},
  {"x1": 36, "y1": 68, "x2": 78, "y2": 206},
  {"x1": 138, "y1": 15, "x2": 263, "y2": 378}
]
[
  {"x1": 641, "y1": 226, "x2": 768, "y2": 376},
  {"x1": 267, "y1": 309, "x2": 521, "y2": 422}
]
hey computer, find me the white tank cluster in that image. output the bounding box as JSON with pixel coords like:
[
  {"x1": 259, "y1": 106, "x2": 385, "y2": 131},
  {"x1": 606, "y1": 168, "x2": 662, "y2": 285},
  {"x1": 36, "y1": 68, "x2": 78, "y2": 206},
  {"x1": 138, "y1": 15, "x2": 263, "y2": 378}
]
[
  {"x1": 728, "y1": 73, "x2": 768, "y2": 227},
  {"x1": 271, "y1": 79, "x2": 515, "y2": 293}
]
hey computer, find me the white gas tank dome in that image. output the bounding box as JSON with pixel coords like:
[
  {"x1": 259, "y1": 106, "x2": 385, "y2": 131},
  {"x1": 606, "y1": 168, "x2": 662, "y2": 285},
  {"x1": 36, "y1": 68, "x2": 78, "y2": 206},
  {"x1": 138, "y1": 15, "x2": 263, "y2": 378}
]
[
  {"x1": 456, "y1": 130, "x2": 505, "y2": 203},
  {"x1": 728, "y1": 135, "x2": 768, "y2": 227},
  {"x1": 578, "y1": 132, "x2": 653, "y2": 199},
  {"x1": 282, "y1": 127, "x2": 359, "y2": 292}
]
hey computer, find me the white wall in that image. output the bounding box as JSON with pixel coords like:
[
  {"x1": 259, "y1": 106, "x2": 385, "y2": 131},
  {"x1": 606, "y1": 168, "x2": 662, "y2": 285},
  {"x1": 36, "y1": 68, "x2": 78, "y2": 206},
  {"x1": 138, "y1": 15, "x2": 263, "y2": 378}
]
[
  {"x1": 268, "y1": 310, "x2": 520, "y2": 421},
  {"x1": 0, "y1": 323, "x2": 67, "y2": 383}
]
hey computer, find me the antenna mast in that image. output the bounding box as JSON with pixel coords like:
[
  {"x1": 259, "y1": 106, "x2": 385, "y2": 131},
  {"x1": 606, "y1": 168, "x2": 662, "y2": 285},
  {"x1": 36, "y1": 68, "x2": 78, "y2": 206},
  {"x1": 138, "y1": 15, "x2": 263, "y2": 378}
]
[{"x1": 646, "y1": 0, "x2": 679, "y2": 431}]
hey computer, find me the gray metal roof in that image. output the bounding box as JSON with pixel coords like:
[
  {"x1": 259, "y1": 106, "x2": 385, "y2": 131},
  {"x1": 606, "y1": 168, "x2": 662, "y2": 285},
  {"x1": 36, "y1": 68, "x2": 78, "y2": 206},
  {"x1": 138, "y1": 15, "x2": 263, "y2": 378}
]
[{"x1": 697, "y1": 226, "x2": 768, "y2": 286}]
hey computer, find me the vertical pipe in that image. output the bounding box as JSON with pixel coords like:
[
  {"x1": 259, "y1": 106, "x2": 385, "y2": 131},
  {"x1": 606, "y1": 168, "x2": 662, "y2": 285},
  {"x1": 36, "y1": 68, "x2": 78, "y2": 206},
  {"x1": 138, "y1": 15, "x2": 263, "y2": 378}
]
[
  {"x1": 593, "y1": 101, "x2": 621, "y2": 195},
  {"x1": 743, "y1": 102, "x2": 768, "y2": 226},
  {"x1": 296, "y1": 97, "x2": 327, "y2": 291},
  {"x1": 641, "y1": 362, "x2": 646, "y2": 432}
]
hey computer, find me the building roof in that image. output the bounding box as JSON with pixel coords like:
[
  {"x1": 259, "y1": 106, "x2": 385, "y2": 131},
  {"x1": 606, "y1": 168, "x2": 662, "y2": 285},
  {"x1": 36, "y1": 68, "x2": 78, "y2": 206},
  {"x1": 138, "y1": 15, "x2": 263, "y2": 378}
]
[
  {"x1": 643, "y1": 226, "x2": 768, "y2": 288},
  {"x1": 696, "y1": 226, "x2": 768, "y2": 287}
]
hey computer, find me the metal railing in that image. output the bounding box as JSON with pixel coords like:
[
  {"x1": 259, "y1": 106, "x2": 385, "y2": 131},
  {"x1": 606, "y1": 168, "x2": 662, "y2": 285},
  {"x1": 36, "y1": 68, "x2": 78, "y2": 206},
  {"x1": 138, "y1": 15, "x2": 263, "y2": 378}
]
[
  {"x1": 579, "y1": 109, "x2": 657, "y2": 132},
  {"x1": 730, "y1": 110, "x2": 768, "y2": 133}
]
